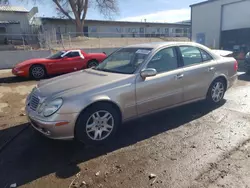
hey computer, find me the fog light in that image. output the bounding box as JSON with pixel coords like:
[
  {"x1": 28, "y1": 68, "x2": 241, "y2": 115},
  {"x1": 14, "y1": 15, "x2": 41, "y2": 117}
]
[{"x1": 41, "y1": 128, "x2": 51, "y2": 135}]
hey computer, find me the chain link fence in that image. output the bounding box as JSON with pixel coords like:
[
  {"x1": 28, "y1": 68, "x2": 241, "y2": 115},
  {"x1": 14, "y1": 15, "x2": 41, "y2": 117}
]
[{"x1": 0, "y1": 32, "x2": 191, "y2": 51}]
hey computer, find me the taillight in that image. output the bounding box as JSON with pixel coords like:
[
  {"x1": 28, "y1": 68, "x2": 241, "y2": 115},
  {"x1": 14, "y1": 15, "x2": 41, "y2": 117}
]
[{"x1": 234, "y1": 60, "x2": 238, "y2": 71}]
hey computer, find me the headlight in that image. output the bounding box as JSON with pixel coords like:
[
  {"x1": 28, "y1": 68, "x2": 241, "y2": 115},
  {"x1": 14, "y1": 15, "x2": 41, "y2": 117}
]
[{"x1": 42, "y1": 98, "x2": 63, "y2": 117}]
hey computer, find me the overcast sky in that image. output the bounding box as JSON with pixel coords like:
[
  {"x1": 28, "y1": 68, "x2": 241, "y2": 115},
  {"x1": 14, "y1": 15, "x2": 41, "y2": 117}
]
[{"x1": 10, "y1": 0, "x2": 202, "y2": 22}]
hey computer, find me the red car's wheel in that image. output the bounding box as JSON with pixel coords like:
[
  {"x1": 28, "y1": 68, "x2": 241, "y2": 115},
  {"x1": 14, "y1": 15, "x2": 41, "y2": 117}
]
[
  {"x1": 30, "y1": 65, "x2": 46, "y2": 79},
  {"x1": 87, "y1": 60, "x2": 99, "y2": 68}
]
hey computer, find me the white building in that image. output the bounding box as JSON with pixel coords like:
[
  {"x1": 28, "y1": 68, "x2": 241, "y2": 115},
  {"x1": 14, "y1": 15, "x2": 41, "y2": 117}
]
[
  {"x1": 0, "y1": 6, "x2": 38, "y2": 43},
  {"x1": 191, "y1": 0, "x2": 250, "y2": 53},
  {"x1": 35, "y1": 17, "x2": 191, "y2": 39}
]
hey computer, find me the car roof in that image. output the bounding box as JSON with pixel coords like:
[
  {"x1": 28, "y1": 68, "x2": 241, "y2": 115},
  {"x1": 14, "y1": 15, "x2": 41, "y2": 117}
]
[{"x1": 126, "y1": 42, "x2": 203, "y2": 49}]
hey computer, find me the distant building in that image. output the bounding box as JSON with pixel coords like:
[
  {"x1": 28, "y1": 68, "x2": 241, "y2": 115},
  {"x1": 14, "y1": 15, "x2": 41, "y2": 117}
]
[
  {"x1": 0, "y1": 6, "x2": 38, "y2": 43},
  {"x1": 191, "y1": 0, "x2": 250, "y2": 53},
  {"x1": 34, "y1": 17, "x2": 191, "y2": 40}
]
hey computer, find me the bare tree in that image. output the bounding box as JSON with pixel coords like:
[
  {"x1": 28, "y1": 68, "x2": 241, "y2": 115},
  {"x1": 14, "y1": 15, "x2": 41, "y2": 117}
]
[{"x1": 0, "y1": 0, "x2": 119, "y2": 35}]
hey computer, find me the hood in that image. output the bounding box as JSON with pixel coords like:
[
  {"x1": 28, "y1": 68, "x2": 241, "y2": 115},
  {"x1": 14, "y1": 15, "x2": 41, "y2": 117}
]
[
  {"x1": 15, "y1": 58, "x2": 49, "y2": 68},
  {"x1": 36, "y1": 69, "x2": 132, "y2": 97}
]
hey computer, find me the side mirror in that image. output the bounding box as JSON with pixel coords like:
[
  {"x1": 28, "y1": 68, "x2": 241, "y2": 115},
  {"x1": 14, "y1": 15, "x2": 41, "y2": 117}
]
[{"x1": 140, "y1": 68, "x2": 157, "y2": 78}]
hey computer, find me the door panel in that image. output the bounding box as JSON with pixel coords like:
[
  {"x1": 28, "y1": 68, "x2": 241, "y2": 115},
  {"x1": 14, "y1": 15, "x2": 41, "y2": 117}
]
[
  {"x1": 49, "y1": 52, "x2": 83, "y2": 74},
  {"x1": 179, "y1": 46, "x2": 216, "y2": 101},
  {"x1": 63, "y1": 57, "x2": 83, "y2": 73},
  {"x1": 48, "y1": 59, "x2": 65, "y2": 74},
  {"x1": 182, "y1": 61, "x2": 216, "y2": 101},
  {"x1": 136, "y1": 69, "x2": 184, "y2": 115},
  {"x1": 135, "y1": 46, "x2": 184, "y2": 115}
]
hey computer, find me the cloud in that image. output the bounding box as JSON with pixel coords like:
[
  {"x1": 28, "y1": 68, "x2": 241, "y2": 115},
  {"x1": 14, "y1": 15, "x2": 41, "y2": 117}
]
[{"x1": 119, "y1": 8, "x2": 190, "y2": 23}]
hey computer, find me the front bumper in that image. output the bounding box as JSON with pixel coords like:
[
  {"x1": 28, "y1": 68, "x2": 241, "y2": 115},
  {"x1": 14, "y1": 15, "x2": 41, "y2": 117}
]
[
  {"x1": 26, "y1": 105, "x2": 79, "y2": 140},
  {"x1": 12, "y1": 67, "x2": 26, "y2": 77}
]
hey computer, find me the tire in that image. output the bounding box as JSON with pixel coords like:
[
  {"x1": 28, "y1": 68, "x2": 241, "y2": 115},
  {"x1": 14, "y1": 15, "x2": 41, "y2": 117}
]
[
  {"x1": 87, "y1": 60, "x2": 99, "y2": 68},
  {"x1": 30, "y1": 65, "x2": 46, "y2": 79},
  {"x1": 75, "y1": 103, "x2": 121, "y2": 145},
  {"x1": 206, "y1": 78, "x2": 226, "y2": 105}
]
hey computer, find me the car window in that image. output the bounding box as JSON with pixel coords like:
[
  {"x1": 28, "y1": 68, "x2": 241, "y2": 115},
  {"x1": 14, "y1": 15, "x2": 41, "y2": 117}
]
[
  {"x1": 46, "y1": 51, "x2": 65, "y2": 59},
  {"x1": 180, "y1": 46, "x2": 202, "y2": 66},
  {"x1": 94, "y1": 48, "x2": 152, "y2": 74},
  {"x1": 65, "y1": 51, "x2": 80, "y2": 58},
  {"x1": 147, "y1": 47, "x2": 178, "y2": 73},
  {"x1": 200, "y1": 49, "x2": 213, "y2": 62}
]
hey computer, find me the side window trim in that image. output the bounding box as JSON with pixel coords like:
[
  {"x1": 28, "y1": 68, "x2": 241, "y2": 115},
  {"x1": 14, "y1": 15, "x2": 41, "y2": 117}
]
[
  {"x1": 175, "y1": 46, "x2": 184, "y2": 67},
  {"x1": 174, "y1": 46, "x2": 183, "y2": 68},
  {"x1": 198, "y1": 48, "x2": 204, "y2": 62}
]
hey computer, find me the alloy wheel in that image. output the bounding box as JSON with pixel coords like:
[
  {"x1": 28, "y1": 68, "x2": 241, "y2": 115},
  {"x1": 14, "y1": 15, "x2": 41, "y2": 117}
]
[
  {"x1": 87, "y1": 61, "x2": 98, "y2": 68},
  {"x1": 85, "y1": 110, "x2": 114, "y2": 141},
  {"x1": 32, "y1": 66, "x2": 45, "y2": 79},
  {"x1": 211, "y1": 81, "x2": 225, "y2": 103}
]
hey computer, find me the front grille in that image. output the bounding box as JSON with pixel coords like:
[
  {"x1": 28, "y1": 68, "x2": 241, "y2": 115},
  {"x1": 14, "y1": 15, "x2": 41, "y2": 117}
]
[{"x1": 29, "y1": 95, "x2": 40, "y2": 111}]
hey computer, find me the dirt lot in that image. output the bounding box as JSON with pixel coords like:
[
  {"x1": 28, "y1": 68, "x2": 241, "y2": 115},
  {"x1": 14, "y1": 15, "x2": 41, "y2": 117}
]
[{"x1": 0, "y1": 70, "x2": 250, "y2": 188}]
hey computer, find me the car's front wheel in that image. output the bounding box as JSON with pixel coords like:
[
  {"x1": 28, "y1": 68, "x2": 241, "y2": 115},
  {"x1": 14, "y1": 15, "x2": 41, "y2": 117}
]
[
  {"x1": 75, "y1": 103, "x2": 120, "y2": 145},
  {"x1": 207, "y1": 78, "x2": 226, "y2": 104},
  {"x1": 30, "y1": 65, "x2": 46, "y2": 79}
]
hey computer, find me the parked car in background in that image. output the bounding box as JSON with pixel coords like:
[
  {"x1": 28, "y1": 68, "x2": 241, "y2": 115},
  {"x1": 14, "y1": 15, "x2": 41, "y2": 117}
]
[
  {"x1": 25, "y1": 42, "x2": 238, "y2": 145},
  {"x1": 12, "y1": 49, "x2": 107, "y2": 79},
  {"x1": 245, "y1": 52, "x2": 250, "y2": 73}
]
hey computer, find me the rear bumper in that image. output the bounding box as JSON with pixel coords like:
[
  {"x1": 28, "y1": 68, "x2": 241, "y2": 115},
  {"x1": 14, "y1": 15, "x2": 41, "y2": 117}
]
[{"x1": 227, "y1": 74, "x2": 237, "y2": 89}]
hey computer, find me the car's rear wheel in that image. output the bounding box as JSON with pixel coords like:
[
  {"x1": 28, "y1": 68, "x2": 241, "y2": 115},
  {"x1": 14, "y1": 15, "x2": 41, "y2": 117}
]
[
  {"x1": 75, "y1": 103, "x2": 120, "y2": 145},
  {"x1": 87, "y1": 60, "x2": 98, "y2": 68},
  {"x1": 207, "y1": 78, "x2": 226, "y2": 104},
  {"x1": 30, "y1": 65, "x2": 46, "y2": 79}
]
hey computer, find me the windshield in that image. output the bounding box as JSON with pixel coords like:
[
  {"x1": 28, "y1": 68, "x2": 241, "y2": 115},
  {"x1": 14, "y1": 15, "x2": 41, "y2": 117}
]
[
  {"x1": 94, "y1": 48, "x2": 152, "y2": 74},
  {"x1": 47, "y1": 51, "x2": 65, "y2": 59}
]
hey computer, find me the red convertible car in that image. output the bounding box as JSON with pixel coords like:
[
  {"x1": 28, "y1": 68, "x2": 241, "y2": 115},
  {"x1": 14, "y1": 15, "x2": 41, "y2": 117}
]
[{"x1": 12, "y1": 49, "x2": 107, "y2": 79}]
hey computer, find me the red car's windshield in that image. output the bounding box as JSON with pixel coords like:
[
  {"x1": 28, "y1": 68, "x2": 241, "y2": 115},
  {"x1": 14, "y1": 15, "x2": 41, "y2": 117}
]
[{"x1": 47, "y1": 51, "x2": 66, "y2": 59}]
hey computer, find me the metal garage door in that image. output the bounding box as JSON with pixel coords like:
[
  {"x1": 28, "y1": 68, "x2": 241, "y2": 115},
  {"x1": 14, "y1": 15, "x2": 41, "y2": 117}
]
[{"x1": 222, "y1": 0, "x2": 250, "y2": 31}]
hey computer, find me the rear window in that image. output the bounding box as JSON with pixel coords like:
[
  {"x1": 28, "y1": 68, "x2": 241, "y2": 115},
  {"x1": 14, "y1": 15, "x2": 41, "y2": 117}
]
[
  {"x1": 179, "y1": 46, "x2": 202, "y2": 66},
  {"x1": 200, "y1": 49, "x2": 213, "y2": 61}
]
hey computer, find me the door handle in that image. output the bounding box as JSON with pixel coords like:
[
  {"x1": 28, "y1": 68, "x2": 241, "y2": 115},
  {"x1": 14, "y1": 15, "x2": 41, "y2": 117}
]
[
  {"x1": 175, "y1": 74, "x2": 184, "y2": 80},
  {"x1": 207, "y1": 67, "x2": 215, "y2": 72}
]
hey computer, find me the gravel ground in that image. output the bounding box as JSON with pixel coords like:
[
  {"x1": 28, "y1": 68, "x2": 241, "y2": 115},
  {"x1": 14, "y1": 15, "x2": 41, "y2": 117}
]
[{"x1": 0, "y1": 70, "x2": 250, "y2": 188}]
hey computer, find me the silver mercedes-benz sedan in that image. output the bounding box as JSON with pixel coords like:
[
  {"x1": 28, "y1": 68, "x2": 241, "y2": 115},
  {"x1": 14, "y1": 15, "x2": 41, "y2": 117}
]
[{"x1": 26, "y1": 42, "x2": 238, "y2": 145}]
